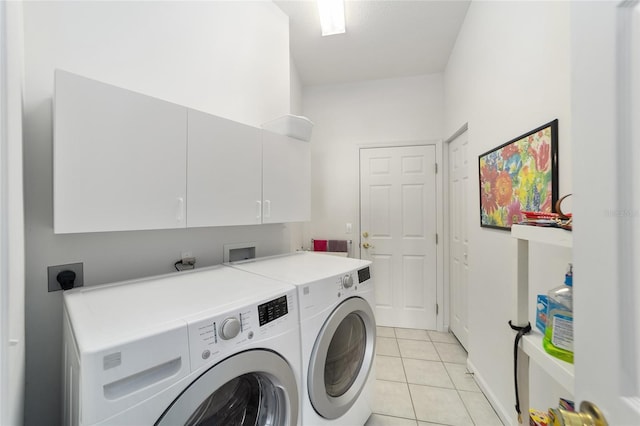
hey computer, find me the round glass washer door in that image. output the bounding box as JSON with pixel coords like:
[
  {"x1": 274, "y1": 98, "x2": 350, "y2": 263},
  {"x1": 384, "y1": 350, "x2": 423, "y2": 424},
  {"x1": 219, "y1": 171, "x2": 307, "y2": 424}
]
[
  {"x1": 156, "y1": 349, "x2": 298, "y2": 426},
  {"x1": 308, "y1": 296, "x2": 376, "y2": 419}
]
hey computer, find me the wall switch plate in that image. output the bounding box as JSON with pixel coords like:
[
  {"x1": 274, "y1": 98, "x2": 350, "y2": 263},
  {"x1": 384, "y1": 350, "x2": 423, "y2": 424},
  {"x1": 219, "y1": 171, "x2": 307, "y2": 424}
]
[
  {"x1": 346, "y1": 223, "x2": 352, "y2": 234},
  {"x1": 48, "y1": 262, "x2": 84, "y2": 292}
]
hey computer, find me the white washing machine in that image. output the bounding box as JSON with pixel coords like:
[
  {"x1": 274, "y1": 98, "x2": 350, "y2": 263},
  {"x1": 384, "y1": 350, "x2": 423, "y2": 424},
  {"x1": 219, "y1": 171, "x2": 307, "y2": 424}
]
[
  {"x1": 230, "y1": 252, "x2": 376, "y2": 426},
  {"x1": 62, "y1": 266, "x2": 301, "y2": 426}
]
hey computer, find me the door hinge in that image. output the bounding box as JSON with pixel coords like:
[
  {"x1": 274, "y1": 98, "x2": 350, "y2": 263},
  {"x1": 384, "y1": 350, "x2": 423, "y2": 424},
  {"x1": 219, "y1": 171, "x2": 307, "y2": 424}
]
[
  {"x1": 435, "y1": 163, "x2": 438, "y2": 174},
  {"x1": 435, "y1": 233, "x2": 439, "y2": 244},
  {"x1": 436, "y1": 303, "x2": 439, "y2": 315}
]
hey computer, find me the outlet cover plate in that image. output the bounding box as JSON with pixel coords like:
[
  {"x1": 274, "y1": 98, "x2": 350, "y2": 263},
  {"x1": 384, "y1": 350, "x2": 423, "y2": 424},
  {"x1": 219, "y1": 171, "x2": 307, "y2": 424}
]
[{"x1": 48, "y1": 262, "x2": 84, "y2": 292}]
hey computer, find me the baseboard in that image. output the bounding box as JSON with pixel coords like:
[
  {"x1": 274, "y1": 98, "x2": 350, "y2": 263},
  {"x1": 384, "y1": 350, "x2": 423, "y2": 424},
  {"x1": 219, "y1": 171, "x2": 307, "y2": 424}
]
[{"x1": 466, "y1": 358, "x2": 514, "y2": 426}]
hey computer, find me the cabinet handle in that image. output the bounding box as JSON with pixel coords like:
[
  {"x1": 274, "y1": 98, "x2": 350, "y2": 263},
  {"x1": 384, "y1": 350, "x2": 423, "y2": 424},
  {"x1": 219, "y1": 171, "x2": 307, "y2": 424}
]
[
  {"x1": 176, "y1": 197, "x2": 184, "y2": 223},
  {"x1": 264, "y1": 200, "x2": 271, "y2": 218},
  {"x1": 256, "y1": 201, "x2": 262, "y2": 221}
]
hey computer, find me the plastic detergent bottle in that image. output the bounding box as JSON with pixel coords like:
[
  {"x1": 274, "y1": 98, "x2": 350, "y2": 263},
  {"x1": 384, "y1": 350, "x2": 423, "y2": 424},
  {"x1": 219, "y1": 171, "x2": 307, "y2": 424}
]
[{"x1": 542, "y1": 264, "x2": 574, "y2": 363}]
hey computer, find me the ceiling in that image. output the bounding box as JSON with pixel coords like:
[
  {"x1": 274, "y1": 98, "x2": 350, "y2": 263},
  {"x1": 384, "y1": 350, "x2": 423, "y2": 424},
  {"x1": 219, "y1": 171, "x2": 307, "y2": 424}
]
[{"x1": 274, "y1": 0, "x2": 471, "y2": 86}]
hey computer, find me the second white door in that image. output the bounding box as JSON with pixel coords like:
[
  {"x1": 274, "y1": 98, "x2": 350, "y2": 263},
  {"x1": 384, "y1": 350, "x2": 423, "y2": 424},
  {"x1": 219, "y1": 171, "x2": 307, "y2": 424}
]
[
  {"x1": 448, "y1": 131, "x2": 469, "y2": 349},
  {"x1": 360, "y1": 145, "x2": 438, "y2": 330}
]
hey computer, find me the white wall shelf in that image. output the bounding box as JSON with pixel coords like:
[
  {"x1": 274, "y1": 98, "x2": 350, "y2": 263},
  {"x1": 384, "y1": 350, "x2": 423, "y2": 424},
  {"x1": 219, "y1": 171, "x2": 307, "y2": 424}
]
[
  {"x1": 511, "y1": 224, "x2": 573, "y2": 248},
  {"x1": 512, "y1": 224, "x2": 574, "y2": 398},
  {"x1": 522, "y1": 330, "x2": 574, "y2": 394}
]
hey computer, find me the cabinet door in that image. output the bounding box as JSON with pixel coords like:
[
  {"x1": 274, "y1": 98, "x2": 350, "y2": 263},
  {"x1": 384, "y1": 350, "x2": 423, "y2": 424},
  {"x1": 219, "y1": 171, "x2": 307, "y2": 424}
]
[
  {"x1": 262, "y1": 131, "x2": 311, "y2": 223},
  {"x1": 54, "y1": 70, "x2": 187, "y2": 233},
  {"x1": 187, "y1": 110, "x2": 262, "y2": 227}
]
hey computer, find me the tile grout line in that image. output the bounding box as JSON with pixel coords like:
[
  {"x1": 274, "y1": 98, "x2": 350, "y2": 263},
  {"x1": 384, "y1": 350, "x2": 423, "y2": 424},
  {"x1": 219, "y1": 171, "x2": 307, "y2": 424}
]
[
  {"x1": 432, "y1": 337, "x2": 473, "y2": 425},
  {"x1": 397, "y1": 336, "x2": 419, "y2": 423},
  {"x1": 438, "y1": 346, "x2": 477, "y2": 426},
  {"x1": 456, "y1": 387, "x2": 478, "y2": 426}
]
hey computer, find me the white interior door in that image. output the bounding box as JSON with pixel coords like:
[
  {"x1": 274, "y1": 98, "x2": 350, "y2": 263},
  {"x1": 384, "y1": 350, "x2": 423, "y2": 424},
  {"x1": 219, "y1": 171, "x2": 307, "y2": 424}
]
[
  {"x1": 448, "y1": 131, "x2": 469, "y2": 350},
  {"x1": 360, "y1": 145, "x2": 438, "y2": 330},
  {"x1": 571, "y1": 1, "x2": 640, "y2": 423}
]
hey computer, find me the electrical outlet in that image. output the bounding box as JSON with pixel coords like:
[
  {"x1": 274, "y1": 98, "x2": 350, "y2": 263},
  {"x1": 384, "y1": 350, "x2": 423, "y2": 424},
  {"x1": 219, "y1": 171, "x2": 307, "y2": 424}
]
[
  {"x1": 48, "y1": 262, "x2": 84, "y2": 292},
  {"x1": 175, "y1": 251, "x2": 196, "y2": 271}
]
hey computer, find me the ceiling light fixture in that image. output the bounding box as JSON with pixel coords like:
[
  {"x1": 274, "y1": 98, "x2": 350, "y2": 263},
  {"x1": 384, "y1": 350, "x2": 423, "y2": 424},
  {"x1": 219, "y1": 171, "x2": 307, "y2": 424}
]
[{"x1": 317, "y1": 0, "x2": 346, "y2": 36}]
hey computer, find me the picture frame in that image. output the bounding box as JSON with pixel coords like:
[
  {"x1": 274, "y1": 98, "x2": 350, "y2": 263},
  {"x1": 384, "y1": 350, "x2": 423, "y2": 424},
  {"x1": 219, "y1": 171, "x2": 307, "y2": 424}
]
[{"x1": 478, "y1": 119, "x2": 558, "y2": 230}]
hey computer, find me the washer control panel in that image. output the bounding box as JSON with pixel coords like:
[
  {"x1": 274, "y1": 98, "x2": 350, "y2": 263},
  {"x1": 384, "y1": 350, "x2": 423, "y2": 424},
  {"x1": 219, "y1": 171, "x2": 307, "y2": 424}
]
[
  {"x1": 258, "y1": 295, "x2": 289, "y2": 326},
  {"x1": 187, "y1": 289, "x2": 296, "y2": 371}
]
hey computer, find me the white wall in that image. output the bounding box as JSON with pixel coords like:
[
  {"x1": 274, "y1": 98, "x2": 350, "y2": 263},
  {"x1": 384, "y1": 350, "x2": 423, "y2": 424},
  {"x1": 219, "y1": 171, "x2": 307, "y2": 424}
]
[
  {"x1": 302, "y1": 74, "x2": 444, "y2": 252},
  {"x1": 22, "y1": 2, "x2": 291, "y2": 424},
  {"x1": 443, "y1": 1, "x2": 572, "y2": 423},
  {"x1": 285, "y1": 59, "x2": 306, "y2": 251},
  {"x1": 290, "y1": 59, "x2": 303, "y2": 116}
]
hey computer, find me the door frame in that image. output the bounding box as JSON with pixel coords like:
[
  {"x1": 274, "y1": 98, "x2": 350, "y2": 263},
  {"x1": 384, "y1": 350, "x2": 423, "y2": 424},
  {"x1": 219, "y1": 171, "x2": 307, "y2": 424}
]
[
  {"x1": 442, "y1": 123, "x2": 469, "y2": 334},
  {"x1": 357, "y1": 140, "x2": 445, "y2": 331},
  {"x1": 0, "y1": 2, "x2": 25, "y2": 425}
]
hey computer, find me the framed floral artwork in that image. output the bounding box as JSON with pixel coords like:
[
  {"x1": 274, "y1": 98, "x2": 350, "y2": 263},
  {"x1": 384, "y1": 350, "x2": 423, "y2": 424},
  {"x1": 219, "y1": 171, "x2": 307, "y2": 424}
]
[{"x1": 478, "y1": 119, "x2": 559, "y2": 230}]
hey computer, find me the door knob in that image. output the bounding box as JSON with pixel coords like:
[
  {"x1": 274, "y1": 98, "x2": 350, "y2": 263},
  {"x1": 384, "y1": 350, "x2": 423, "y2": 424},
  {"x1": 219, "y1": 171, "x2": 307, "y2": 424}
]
[
  {"x1": 362, "y1": 231, "x2": 369, "y2": 238},
  {"x1": 362, "y1": 242, "x2": 374, "y2": 249},
  {"x1": 552, "y1": 401, "x2": 608, "y2": 426}
]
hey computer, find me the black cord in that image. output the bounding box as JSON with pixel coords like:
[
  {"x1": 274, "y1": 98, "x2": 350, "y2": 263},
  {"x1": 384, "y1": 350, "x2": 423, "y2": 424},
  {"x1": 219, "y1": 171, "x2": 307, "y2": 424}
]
[
  {"x1": 508, "y1": 320, "x2": 531, "y2": 424},
  {"x1": 174, "y1": 260, "x2": 182, "y2": 271}
]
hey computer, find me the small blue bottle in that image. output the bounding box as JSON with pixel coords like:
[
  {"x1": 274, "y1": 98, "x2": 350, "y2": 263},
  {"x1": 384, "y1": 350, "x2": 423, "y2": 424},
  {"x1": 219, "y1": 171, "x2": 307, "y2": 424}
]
[{"x1": 542, "y1": 264, "x2": 573, "y2": 363}]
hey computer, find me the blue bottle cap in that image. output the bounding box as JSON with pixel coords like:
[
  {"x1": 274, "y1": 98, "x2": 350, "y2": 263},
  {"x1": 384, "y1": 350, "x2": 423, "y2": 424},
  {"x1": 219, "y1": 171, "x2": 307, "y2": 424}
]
[{"x1": 565, "y1": 263, "x2": 573, "y2": 286}]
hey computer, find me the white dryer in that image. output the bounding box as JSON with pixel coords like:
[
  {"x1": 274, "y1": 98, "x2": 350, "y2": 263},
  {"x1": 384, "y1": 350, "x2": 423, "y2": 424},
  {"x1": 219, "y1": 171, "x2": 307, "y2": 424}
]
[
  {"x1": 62, "y1": 266, "x2": 301, "y2": 426},
  {"x1": 230, "y1": 252, "x2": 376, "y2": 426}
]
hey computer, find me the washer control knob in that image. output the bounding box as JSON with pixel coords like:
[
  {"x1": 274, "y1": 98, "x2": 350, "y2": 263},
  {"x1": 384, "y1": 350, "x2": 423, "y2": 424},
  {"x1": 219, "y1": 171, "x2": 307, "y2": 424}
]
[
  {"x1": 342, "y1": 274, "x2": 354, "y2": 288},
  {"x1": 219, "y1": 317, "x2": 241, "y2": 340}
]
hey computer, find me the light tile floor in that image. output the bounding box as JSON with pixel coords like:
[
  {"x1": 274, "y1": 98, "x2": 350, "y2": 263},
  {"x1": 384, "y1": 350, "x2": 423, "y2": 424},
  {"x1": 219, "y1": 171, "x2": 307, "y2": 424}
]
[{"x1": 366, "y1": 327, "x2": 504, "y2": 426}]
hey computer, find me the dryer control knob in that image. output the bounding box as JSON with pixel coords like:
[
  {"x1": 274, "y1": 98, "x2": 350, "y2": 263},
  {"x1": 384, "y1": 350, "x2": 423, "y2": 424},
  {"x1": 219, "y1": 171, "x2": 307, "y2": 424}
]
[
  {"x1": 220, "y1": 317, "x2": 241, "y2": 340},
  {"x1": 342, "y1": 274, "x2": 354, "y2": 288}
]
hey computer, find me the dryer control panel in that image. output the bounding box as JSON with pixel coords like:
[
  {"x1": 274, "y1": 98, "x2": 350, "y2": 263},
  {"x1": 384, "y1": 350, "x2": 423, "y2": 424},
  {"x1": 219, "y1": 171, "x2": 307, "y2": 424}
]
[
  {"x1": 299, "y1": 267, "x2": 373, "y2": 316},
  {"x1": 358, "y1": 266, "x2": 371, "y2": 283},
  {"x1": 337, "y1": 267, "x2": 371, "y2": 294},
  {"x1": 186, "y1": 289, "x2": 297, "y2": 372}
]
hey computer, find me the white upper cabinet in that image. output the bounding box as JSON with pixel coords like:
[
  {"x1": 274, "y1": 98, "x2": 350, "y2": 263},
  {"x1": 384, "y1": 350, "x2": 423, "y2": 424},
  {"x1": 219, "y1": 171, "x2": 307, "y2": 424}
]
[
  {"x1": 54, "y1": 70, "x2": 187, "y2": 234},
  {"x1": 262, "y1": 130, "x2": 311, "y2": 223},
  {"x1": 188, "y1": 113, "x2": 311, "y2": 226},
  {"x1": 187, "y1": 110, "x2": 262, "y2": 227},
  {"x1": 54, "y1": 70, "x2": 310, "y2": 233}
]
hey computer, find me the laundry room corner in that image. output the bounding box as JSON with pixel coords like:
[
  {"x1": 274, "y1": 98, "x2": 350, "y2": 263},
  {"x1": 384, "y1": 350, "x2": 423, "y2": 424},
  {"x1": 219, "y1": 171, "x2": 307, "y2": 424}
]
[
  {"x1": 21, "y1": 2, "x2": 295, "y2": 424},
  {"x1": 302, "y1": 75, "x2": 444, "y2": 255}
]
